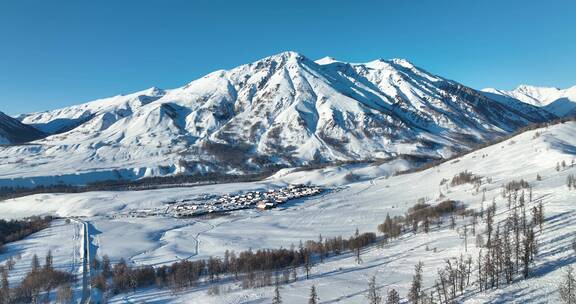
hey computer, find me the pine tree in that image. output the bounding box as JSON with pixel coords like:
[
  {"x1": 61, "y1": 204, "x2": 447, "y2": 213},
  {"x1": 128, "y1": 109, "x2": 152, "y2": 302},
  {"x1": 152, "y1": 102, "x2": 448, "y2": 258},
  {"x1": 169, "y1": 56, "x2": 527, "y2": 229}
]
[
  {"x1": 272, "y1": 279, "x2": 282, "y2": 304},
  {"x1": 559, "y1": 266, "x2": 576, "y2": 304},
  {"x1": 31, "y1": 254, "x2": 40, "y2": 273},
  {"x1": 386, "y1": 288, "x2": 400, "y2": 304},
  {"x1": 308, "y1": 285, "x2": 319, "y2": 304},
  {"x1": 366, "y1": 275, "x2": 382, "y2": 304},
  {"x1": 408, "y1": 262, "x2": 424, "y2": 304},
  {"x1": 538, "y1": 201, "x2": 545, "y2": 232},
  {"x1": 354, "y1": 228, "x2": 362, "y2": 264},
  {"x1": 45, "y1": 250, "x2": 53, "y2": 272}
]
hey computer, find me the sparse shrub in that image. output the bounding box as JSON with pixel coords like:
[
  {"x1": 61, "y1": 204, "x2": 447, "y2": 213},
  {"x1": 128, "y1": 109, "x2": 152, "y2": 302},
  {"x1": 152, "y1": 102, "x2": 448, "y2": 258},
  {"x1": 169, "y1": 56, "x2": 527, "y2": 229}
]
[
  {"x1": 378, "y1": 214, "x2": 403, "y2": 239},
  {"x1": 503, "y1": 179, "x2": 530, "y2": 193},
  {"x1": 406, "y1": 200, "x2": 465, "y2": 224},
  {"x1": 344, "y1": 172, "x2": 360, "y2": 183},
  {"x1": 450, "y1": 171, "x2": 482, "y2": 187}
]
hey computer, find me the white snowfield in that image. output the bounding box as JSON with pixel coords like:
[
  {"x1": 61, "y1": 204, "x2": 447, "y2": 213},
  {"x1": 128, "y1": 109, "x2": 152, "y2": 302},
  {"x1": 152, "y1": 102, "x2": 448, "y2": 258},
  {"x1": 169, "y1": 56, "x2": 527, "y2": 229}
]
[
  {"x1": 0, "y1": 51, "x2": 554, "y2": 187},
  {"x1": 0, "y1": 121, "x2": 575, "y2": 303}
]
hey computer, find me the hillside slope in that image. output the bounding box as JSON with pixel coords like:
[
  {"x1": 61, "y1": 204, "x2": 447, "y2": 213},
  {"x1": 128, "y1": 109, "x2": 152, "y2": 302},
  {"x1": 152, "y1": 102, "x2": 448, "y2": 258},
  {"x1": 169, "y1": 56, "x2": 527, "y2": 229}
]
[
  {"x1": 0, "y1": 111, "x2": 45, "y2": 145},
  {"x1": 0, "y1": 52, "x2": 555, "y2": 187},
  {"x1": 1, "y1": 120, "x2": 575, "y2": 303}
]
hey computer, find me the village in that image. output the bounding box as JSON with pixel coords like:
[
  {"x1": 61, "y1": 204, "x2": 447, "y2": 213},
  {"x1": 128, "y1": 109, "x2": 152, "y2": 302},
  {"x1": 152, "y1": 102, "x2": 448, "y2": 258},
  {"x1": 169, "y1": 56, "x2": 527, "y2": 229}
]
[{"x1": 167, "y1": 184, "x2": 323, "y2": 217}]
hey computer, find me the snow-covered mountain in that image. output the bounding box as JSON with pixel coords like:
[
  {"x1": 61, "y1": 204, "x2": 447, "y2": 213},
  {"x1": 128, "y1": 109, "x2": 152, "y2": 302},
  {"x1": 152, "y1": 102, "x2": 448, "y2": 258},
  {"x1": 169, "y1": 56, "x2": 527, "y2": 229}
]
[
  {"x1": 482, "y1": 84, "x2": 576, "y2": 117},
  {"x1": 0, "y1": 111, "x2": 45, "y2": 145},
  {"x1": 0, "y1": 51, "x2": 556, "y2": 186}
]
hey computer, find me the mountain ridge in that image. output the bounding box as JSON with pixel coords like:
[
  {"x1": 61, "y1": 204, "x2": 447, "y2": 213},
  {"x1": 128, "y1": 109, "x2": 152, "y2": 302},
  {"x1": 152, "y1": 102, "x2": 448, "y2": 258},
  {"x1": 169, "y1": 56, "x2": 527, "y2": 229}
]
[
  {"x1": 0, "y1": 51, "x2": 557, "y2": 186},
  {"x1": 0, "y1": 111, "x2": 45, "y2": 145}
]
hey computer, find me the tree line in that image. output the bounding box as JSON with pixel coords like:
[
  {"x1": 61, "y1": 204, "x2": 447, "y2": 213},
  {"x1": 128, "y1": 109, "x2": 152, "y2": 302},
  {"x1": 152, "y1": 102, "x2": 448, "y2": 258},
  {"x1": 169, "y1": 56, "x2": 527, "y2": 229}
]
[
  {"x1": 0, "y1": 216, "x2": 52, "y2": 253},
  {"x1": 89, "y1": 230, "x2": 377, "y2": 300}
]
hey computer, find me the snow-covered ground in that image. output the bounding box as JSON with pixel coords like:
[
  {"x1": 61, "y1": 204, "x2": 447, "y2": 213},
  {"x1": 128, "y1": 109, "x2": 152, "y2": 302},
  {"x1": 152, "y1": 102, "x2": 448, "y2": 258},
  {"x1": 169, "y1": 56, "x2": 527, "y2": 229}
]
[{"x1": 1, "y1": 121, "x2": 575, "y2": 303}]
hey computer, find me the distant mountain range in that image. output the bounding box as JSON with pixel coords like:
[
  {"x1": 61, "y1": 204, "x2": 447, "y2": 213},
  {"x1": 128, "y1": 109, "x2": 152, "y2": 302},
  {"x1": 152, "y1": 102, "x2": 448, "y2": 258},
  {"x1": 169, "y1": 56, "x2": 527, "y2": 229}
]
[
  {"x1": 0, "y1": 51, "x2": 569, "y2": 187},
  {"x1": 482, "y1": 85, "x2": 576, "y2": 117}
]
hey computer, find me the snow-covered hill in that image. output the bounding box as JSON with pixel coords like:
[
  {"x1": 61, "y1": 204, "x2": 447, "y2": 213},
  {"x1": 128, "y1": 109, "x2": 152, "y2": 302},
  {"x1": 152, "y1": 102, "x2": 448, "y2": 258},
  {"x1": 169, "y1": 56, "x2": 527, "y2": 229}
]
[
  {"x1": 1, "y1": 119, "x2": 575, "y2": 303},
  {"x1": 483, "y1": 84, "x2": 576, "y2": 117},
  {"x1": 0, "y1": 111, "x2": 45, "y2": 145},
  {"x1": 0, "y1": 52, "x2": 555, "y2": 187}
]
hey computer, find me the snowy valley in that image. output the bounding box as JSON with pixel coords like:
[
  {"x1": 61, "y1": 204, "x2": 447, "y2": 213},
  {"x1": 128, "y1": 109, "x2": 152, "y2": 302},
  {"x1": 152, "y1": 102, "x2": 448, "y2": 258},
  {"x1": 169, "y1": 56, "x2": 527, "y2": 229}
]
[
  {"x1": 0, "y1": 117, "x2": 575, "y2": 303},
  {"x1": 0, "y1": 52, "x2": 575, "y2": 304}
]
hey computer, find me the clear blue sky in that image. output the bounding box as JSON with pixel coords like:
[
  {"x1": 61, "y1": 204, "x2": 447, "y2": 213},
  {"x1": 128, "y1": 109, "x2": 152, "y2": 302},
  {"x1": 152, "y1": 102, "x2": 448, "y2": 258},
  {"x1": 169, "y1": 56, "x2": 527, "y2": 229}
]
[{"x1": 1, "y1": 0, "x2": 575, "y2": 115}]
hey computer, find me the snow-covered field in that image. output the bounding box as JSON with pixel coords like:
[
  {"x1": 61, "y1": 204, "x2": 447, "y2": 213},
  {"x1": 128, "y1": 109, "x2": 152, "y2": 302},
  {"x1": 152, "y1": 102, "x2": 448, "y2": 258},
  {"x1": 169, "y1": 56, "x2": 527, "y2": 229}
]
[
  {"x1": 1, "y1": 121, "x2": 576, "y2": 303},
  {"x1": 0, "y1": 219, "x2": 86, "y2": 301}
]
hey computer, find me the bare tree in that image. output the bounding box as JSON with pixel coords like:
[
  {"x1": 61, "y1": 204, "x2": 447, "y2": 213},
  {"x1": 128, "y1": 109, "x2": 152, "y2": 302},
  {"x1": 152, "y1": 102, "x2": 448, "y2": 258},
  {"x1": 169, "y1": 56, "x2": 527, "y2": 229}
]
[
  {"x1": 303, "y1": 250, "x2": 313, "y2": 280},
  {"x1": 1, "y1": 266, "x2": 9, "y2": 304},
  {"x1": 464, "y1": 224, "x2": 468, "y2": 252},
  {"x1": 56, "y1": 282, "x2": 73, "y2": 304}
]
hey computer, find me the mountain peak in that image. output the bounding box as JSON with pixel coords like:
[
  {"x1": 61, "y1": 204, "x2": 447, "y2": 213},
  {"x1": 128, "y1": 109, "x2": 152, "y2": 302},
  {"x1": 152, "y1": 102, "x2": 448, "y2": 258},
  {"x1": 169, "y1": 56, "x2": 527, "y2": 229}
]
[
  {"x1": 514, "y1": 84, "x2": 561, "y2": 94},
  {"x1": 265, "y1": 51, "x2": 306, "y2": 61},
  {"x1": 388, "y1": 58, "x2": 415, "y2": 68},
  {"x1": 315, "y1": 56, "x2": 338, "y2": 65}
]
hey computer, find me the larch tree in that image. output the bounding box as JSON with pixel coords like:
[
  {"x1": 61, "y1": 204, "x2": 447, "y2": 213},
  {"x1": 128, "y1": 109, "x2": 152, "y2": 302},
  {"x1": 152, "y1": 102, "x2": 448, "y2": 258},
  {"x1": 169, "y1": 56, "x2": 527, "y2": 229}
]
[
  {"x1": 308, "y1": 285, "x2": 319, "y2": 304},
  {"x1": 366, "y1": 275, "x2": 382, "y2": 304}
]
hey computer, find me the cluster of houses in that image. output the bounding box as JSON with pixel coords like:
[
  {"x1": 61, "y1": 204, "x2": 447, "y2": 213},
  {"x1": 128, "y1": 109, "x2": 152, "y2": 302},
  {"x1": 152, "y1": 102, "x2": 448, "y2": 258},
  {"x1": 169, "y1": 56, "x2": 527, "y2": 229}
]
[{"x1": 168, "y1": 184, "x2": 323, "y2": 217}]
